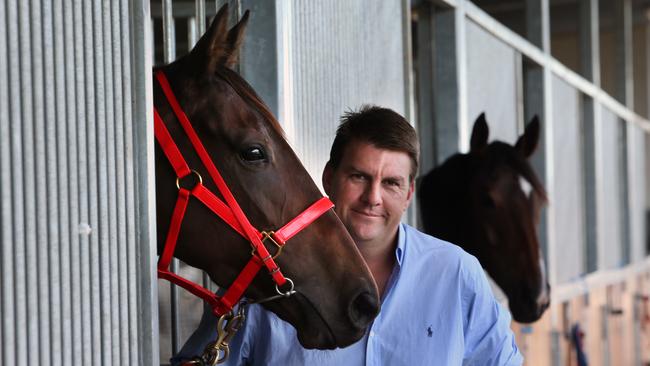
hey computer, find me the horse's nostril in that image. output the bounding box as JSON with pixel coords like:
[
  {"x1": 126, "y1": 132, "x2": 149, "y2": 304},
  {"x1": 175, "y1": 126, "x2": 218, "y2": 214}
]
[{"x1": 348, "y1": 291, "x2": 380, "y2": 329}]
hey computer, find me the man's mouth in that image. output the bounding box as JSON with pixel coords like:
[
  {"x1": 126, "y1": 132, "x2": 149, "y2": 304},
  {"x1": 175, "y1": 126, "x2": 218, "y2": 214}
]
[{"x1": 351, "y1": 209, "x2": 383, "y2": 218}]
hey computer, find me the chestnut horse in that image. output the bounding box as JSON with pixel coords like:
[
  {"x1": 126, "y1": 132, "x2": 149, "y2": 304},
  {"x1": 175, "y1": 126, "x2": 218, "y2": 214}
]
[
  {"x1": 154, "y1": 5, "x2": 379, "y2": 352},
  {"x1": 418, "y1": 114, "x2": 550, "y2": 323}
]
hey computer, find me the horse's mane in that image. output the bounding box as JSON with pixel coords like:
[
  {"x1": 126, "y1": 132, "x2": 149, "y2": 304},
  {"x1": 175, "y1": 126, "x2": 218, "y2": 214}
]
[{"x1": 215, "y1": 67, "x2": 286, "y2": 139}]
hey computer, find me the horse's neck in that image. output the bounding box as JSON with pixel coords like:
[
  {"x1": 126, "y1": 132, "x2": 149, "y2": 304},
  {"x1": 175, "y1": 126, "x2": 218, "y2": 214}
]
[{"x1": 420, "y1": 154, "x2": 472, "y2": 245}]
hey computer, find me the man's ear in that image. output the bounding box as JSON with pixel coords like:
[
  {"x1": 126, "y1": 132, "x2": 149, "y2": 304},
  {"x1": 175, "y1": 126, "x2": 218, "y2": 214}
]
[{"x1": 322, "y1": 162, "x2": 333, "y2": 196}]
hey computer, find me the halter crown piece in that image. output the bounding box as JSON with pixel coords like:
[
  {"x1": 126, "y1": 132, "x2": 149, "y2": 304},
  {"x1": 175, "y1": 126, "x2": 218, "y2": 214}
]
[{"x1": 154, "y1": 71, "x2": 334, "y2": 364}]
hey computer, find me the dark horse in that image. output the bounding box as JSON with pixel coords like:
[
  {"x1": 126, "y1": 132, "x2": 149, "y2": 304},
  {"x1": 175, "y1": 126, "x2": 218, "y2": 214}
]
[
  {"x1": 154, "y1": 5, "x2": 379, "y2": 350},
  {"x1": 418, "y1": 113, "x2": 550, "y2": 323}
]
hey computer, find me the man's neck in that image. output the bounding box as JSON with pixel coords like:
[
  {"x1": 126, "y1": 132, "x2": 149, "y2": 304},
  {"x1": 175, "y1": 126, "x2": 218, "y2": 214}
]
[{"x1": 356, "y1": 229, "x2": 398, "y2": 297}]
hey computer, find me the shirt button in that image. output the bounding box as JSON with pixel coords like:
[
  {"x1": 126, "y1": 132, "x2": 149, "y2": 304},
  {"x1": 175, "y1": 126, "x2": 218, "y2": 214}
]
[{"x1": 369, "y1": 331, "x2": 375, "y2": 337}]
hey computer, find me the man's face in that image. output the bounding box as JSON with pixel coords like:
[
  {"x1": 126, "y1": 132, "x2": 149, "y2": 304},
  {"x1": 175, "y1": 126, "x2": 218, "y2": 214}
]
[{"x1": 323, "y1": 141, "x2": 414, "y2": 247}]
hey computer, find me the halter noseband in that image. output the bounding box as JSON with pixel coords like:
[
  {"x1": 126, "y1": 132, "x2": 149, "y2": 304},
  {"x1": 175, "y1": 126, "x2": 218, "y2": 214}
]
[{"x1": 154, "y1": 69, "x2": 332, "y2": 320}]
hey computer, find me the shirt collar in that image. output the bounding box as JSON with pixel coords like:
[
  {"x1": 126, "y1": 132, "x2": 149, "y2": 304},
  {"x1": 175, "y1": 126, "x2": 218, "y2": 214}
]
[{"x1": 395, "y1": 223, "x2": 406, "y2": 266}]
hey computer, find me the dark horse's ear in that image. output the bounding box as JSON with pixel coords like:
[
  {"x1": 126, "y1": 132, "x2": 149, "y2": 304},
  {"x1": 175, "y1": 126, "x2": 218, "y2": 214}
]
[
  {"x1": 515, "y1": 115, "x2": 540, "y2": 158},
  {"x1": 470, "y1": 113, "x2": 489, "y2": 153},
  {"x1": 190, "y1": 4, "x2": 250, "y2": 73}
]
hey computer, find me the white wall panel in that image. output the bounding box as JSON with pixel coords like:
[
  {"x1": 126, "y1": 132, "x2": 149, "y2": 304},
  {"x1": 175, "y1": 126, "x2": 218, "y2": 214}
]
[
  {"x1": 0, "y1": 0, "x2": 158, "y2": 364},
  {"x1": 599, "y1": 106, "x2": 624, "y2": 269},
  {"x1": 551, "y1": 75, "x2": 585, "y2": 282},
  {"x1": 466, "y1": 20, "x2": 519, "y2": 144},
  {"x1": 628, "y1": 125, "x2": 647, "y2": 262}
]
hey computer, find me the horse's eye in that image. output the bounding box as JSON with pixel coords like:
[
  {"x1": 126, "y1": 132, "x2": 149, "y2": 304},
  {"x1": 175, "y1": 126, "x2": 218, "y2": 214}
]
[{"x1": 240, "y1": 146, "x2": 267, "y2": 162}]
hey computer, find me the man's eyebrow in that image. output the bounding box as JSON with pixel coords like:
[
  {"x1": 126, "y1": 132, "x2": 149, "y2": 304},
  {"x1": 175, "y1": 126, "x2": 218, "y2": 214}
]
[{"x1": 345, "y1": 165, "x2": 368, "y2": 175}]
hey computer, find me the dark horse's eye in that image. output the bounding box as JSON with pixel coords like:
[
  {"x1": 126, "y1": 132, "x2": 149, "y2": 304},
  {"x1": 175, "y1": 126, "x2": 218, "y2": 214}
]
[{"x1": 240, "y1": 146, "x2": 267, "y2": 162}]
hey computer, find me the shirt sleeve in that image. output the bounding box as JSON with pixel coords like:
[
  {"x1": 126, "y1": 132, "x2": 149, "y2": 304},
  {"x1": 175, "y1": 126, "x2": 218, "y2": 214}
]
[{"x1": 461, "y1": 255, "x2": 524, "y2": 366}]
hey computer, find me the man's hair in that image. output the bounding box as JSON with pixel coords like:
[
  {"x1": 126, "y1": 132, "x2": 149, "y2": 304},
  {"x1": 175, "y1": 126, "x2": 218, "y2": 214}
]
[{"x1": 328, "y1": 105, "x2": 420, "y2": 181}]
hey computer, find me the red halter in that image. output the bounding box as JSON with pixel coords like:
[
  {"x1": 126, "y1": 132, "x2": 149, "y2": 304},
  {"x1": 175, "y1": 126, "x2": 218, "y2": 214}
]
[{"x1": 154, "y1": 70, "x2": 333, "y2": 316}]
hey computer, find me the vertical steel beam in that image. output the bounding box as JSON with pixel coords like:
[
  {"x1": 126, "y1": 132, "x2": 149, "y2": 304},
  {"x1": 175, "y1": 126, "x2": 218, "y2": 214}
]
[
  {"x1": 130, "y1": 0, "x2": 159, "y2": 363},
  {"x1": 415, "y1": 3, "x2": 437, "y2": 174},
  {"x1": 160, "y1": 0, "x2": 181, "y2": 355},
  {"x1": 162, "y1": 0, "x2": 176, "y2": 64},
  {"x1": 433, "y1": 7, "x2": 461, "y2": 162},
  {"x1": 240, "y1": 0, "x2": 281, "y2": 117},
  {"x1": 54, "y1": 0, "x2": 74, "y2": 364},
  {"x1": 0, "y1": 0, "x2": 14, "y2": 364},
  {"x1": 42, "y1": 0, "x2": 60, "y2": 363},
  {"x1": 578, "y1": 0, "x2": 600, "y2": 274},
  {"x1": 613, "y1": 0, "x2": 634, "y2": 108},
  {"x1": 195, "y1": 0, "x2": 206, "y2": 35},
  {"x1": 579, "y1": 0, "x2": 600, "y2": 85}
]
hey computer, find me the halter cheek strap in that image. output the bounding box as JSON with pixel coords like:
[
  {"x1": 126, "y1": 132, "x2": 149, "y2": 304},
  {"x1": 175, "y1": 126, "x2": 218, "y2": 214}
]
[{"x1": 154, "y1": 70, "x2": 333, "y2": 316}]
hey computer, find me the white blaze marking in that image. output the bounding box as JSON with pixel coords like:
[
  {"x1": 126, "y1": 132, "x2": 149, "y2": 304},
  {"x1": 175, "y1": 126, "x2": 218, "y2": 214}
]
[{"x1": 519, "y1": 175, "x2": 533, "y2": 198}]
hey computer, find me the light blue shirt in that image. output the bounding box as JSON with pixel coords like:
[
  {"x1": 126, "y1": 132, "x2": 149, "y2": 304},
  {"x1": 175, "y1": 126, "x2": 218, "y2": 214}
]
[{"x1": 173, "y1": 224, "x2": 523, "y2": 366}]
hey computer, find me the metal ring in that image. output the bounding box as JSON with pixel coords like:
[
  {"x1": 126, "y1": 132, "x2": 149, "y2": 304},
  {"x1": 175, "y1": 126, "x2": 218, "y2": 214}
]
[
  {"x1": 176, "y1": 169, "x2": 203, "y2": 190},
  {"x1": 275, "y1": 278, "x2": 295, "y2": 297}
]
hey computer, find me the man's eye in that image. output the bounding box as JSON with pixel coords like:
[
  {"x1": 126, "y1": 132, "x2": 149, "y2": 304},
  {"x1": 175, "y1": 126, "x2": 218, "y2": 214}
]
[
  {"x1": 240, "y1": 146, "x2": 267, "y2": 162},
  {"x1": 384, "y1": 180, "x2": 400, "y2": 188},
  {"x1": 350, "y1": 174, "x2": 365, "y2": 181}
]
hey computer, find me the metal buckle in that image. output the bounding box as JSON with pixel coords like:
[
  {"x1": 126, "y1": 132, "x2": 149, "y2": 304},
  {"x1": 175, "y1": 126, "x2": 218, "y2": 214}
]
[
  {"x1": 250, "y1": 278, "x2": 297, "y2": 305},
  {"x1": 176, "y1": 169, "x2": 203, "y2": 190},
  {"x1": 199, "y1": 306, "x2": 247, "y2": 365},
  {"x1": 252, "y1": 231, "x2": 284, "y2": 260}
]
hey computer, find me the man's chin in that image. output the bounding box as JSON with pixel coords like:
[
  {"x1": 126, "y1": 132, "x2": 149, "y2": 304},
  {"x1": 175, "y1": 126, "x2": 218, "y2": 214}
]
[{"x1": 349, "y1": 226, "x2": 383, "y2": 243}]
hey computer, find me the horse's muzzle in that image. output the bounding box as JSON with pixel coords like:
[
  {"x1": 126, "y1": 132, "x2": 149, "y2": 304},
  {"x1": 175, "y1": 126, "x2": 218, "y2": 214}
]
[{"x1": 348, "y1": 290, "x2": 380, "y2": 330}]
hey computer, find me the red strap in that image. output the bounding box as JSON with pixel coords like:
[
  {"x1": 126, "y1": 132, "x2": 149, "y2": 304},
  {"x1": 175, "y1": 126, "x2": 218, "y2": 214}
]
[
  {"x1": 274, "y1": 197, "x2": 334, "y2": 245},
  {"x1": 154, "y1": 109, "x2": 191, "y2": 178},
  {"x1": 158, "y1": 270, "x2": 229, "y2": 315},
  {"x1": 219, "y1": 258, "x2": 263, "y2": 312},
  {"x1": 158, "y1": 189, "x2": 190, "y2": 270},
  {"x1": 191, "y1": 184, "x2": 247, "y2": 238},
  {"x1": 155, "y1": 71, "x2": 286, "y2": 285}
]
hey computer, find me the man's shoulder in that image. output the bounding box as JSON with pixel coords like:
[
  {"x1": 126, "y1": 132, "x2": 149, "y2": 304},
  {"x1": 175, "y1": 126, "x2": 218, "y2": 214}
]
[{"x1": 402, "y1": 224, "x2": 480, "y2": 268}]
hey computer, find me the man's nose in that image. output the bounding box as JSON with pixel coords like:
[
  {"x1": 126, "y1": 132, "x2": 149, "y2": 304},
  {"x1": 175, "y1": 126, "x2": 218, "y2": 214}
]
[{"x1": 362, "y1": 182, "x2": 382, "y2": 206}]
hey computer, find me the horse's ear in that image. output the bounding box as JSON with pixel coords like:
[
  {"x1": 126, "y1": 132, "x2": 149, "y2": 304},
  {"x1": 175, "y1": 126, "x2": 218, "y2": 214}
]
[
  {"x1": 190, "y1": 4, "x2": 229, "y2": 71},
  {"x1": 190, "y1": 5, "x2": 250, "y2": 73},
  {"x1": 515, "y1": 115, "x2": 540, "y2": 158},
  {"x1": 470, "y1": 113, "x2": 489, "y2": 152},
  {"x1": 221, "y1": 10, "x2": 250, "y2": 68}
]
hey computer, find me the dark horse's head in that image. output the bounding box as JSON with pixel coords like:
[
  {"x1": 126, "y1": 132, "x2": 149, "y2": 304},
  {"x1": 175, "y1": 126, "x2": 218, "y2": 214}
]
[
  {"x1": 154, "y1": 6, "x2": 379, "y2": 348},
  {"x1": 419, "y1": 113, "x2": 550, "y2": 323}
]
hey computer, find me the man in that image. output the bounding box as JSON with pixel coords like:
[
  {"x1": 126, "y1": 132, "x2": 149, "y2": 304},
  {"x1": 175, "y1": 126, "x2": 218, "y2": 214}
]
[{"x1": 174, "y1": 106, "x2": 523, "y2": 365}]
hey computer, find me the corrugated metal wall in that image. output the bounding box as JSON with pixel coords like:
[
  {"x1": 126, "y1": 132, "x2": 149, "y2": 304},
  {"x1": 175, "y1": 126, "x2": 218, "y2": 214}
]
[
  {"x1": 284, "y1": 0, "x2": 407, "y2": 182},
  {"x1": 0, "y1": 1, "x2": 158, "y2": 365}
]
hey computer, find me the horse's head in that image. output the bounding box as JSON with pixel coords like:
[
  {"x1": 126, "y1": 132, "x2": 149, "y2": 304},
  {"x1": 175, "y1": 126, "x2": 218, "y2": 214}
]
[
  {"x1": 419, "y1": 113, "x2": 550, "y2": 323},
  {"x1": 154, "y1": 6, "x2": 379, "y2": 348},
  {"x1": 465, "y1": 114, "x2": 550, "y2": 323}
]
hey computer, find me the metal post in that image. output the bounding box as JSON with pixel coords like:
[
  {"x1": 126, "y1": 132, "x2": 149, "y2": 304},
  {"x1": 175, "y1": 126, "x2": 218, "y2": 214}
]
[
  {"x1": 613, "y1": 0, "x2": 634, "y2": 108},
  {"x1": 195, "y1": 0, "x2": 206, "y2": 35},
  {"x1": 579, "y1": 0, "x2": 600, "y2": 86}
]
